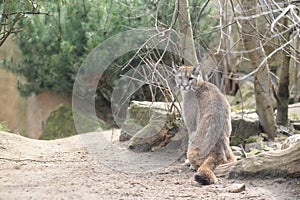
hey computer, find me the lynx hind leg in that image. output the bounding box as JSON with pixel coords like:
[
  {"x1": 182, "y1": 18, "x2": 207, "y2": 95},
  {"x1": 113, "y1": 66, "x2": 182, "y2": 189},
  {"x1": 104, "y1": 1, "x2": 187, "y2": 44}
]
[
  {"x1": 194, "y1": 156, "x2": 217, "y2": 185},
  {"x1": 227, "y1": 147, "x2": 237, "y2": 163},
  {"x1": 186, "y1": 147, "x2": 203, "y2": 172}
]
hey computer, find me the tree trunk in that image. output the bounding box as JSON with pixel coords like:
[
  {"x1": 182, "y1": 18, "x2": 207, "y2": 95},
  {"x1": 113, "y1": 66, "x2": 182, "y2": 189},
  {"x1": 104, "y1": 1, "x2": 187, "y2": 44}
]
[
  {"x1": 177, "y1": 0, "x2": 199, "y2": 69},
  {"x1": 294, "y1": 38, "x2": 300, "y2": 102},
  {"x1": 239, "y1": 0, "x2": 277, "y2": 140},
  {"x1": 276, "y1": 14, "x2": 291, "y2": 126},
  {"x1": 215, "y1": 142, "x2": 300, "y2": 178}
]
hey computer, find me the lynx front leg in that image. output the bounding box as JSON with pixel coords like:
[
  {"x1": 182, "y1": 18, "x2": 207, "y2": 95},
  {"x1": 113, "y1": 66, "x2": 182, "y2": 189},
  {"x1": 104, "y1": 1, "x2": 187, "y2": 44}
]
[{"x1": 194, "y1": 156, "x2": 217, "y2": 185}]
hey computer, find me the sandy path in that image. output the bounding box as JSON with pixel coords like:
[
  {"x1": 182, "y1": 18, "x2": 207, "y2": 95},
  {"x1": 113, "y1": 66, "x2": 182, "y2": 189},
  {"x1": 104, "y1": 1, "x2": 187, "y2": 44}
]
[{"x1": 0, "y1": 131, "x2": 299, "y2": 199}]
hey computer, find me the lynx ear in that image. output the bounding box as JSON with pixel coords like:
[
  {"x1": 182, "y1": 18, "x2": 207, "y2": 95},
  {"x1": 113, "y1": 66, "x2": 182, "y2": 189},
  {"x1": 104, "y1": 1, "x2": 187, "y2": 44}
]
[
  {"x1": 193, "y1": 64, "x2": 204, "y2": 83},
  {"x1": 192, "y1": 64, "x2": 201, "y2": 75}
]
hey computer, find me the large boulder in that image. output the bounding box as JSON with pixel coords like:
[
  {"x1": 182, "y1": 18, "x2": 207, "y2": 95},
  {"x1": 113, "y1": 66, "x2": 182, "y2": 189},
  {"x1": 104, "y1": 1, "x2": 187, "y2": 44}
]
[
  {"x1": 39, "y1": 105, "x2": 77, "y2": 140},
  {"x1": 288, "y1": 103, "x2": 300, "y2": 131},
  {"x1": 230, "y1": 110, "x2": 262, "y2": 146},
  {"x1": 119, "y1": 101, "x2": 181, "y2": 152},
  {"x1": 40, "y1": 104, "x2": 107, "y2": 140}
]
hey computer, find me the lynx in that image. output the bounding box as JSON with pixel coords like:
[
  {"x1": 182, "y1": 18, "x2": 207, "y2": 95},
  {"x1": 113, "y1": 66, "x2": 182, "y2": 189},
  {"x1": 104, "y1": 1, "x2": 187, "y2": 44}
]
[{"x1": 174, "y1": 64, "x2": 236, "y2": 185}]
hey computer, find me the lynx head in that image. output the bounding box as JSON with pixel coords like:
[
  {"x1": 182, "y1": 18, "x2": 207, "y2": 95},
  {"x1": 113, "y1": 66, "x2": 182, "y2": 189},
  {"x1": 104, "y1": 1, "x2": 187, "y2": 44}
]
[{"x1": 173, "y1": 63, "x2": 201, "y2": 91}]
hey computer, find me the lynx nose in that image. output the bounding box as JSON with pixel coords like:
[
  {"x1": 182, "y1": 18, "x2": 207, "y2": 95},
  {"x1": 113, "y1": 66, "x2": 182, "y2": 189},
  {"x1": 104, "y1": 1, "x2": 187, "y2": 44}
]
[{"x1": 180, "y1": 80, "x2": 188, "y2": 89}]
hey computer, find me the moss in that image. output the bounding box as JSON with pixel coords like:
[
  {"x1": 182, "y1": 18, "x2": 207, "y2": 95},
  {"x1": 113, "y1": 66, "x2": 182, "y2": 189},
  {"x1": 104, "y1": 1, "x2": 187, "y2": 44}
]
[
  {"x1": 39, "y1": 105, "x2": 76, "y2": 140},
  {"x1": 289, "y1": 113, "x2": 299, "y2": 121},
  {"x1": 230, "y1": 114, "x2": 262, "y2": 146},
  {"x1": 246, "y1": 148, "x2": 261, "y2": 157},
  {"x1": 40, "y1": 104, "x2": 108, "y2": 140},
  {"x1": 246, "y1": 135, "x2": 264, "y2": 144}
]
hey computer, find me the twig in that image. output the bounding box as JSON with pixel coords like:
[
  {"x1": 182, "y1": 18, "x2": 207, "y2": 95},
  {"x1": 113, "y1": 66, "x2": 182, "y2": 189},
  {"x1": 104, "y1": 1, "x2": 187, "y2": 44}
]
[
  {"x1": 271, "y1": 5, "x2": 297, "y2": 32},
  {"x1": 130, "y1": 181, "x2": 149, "y2": 189},
  {"x1": 239, "y1": 144, "x2": 247, "y2": 158}
]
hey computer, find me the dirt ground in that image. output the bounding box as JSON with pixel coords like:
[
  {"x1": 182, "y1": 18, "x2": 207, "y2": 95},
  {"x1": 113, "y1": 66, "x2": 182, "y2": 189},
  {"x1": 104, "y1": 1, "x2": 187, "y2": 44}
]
[{"x1": 0, "y1": 130, "x2": 299, "y2": 200}]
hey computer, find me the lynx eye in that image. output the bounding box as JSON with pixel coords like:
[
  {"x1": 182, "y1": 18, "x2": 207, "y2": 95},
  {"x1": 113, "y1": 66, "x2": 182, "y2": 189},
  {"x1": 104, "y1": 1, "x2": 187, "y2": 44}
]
[{"x1": 177, "y1": 76, "x2": 182, "y2": 84}]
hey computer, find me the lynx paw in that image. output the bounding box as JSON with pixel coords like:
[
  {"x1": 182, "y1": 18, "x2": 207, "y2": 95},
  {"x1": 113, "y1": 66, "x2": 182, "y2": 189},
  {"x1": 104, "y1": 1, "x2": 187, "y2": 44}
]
[
  {"x1": 194, "y1": 173, "x2": 211, "y2": 185},
  {"x1": 194, "y1": 172, "x2": 217, "y2": 185}
]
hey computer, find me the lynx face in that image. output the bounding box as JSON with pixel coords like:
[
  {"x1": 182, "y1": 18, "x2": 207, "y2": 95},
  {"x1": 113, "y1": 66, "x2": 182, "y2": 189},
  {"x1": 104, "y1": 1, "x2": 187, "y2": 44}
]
[{"x1": 175, "y1": 66, "x2": 199, "y2": 91}]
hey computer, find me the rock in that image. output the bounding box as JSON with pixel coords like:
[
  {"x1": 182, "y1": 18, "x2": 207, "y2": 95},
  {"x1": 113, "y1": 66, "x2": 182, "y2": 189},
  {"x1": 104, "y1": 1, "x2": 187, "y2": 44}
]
[
  {"x1": 231, "y1": 81, "x2": 255, "y2": 111},
  {"x1": 40, "y1": 104, "x2": 105, "y2": 140},
  {"x1": 119, "y1": 131, "x2": 132, "y2": 141},
  {"x1": 291, "y1": 122, "x2": 300, "y2": 131},
  {"x1": 121, "y1": 101, "x2": 181, "y2": 152},
  {"x1": 245, "y1": 142, "x2": 264, "y2": 152},
  {"x1": 119, "y1": 101, "x2": 180, "y2": 136},
  {"x1": 40, "y1": 105, "x2": 77, "y2": 140},
  {"x1": 288, "y1": 103, "x2": 300, "y2": 122},
  {"x1": 281, "y1": 134, "x2": 300, "y2": 150},
  {"x1": 277, "y1": 103, "x2": 300, "y2": 131},
  {"x1": 230, "y1": 110, "x2": 262, "y2": 146},
  {"x1": 228, "y1": 183, "x2": 246, "y2": 193},
  {"x1": 245, "y1": 135, "x2": 264, "y2": 144}
]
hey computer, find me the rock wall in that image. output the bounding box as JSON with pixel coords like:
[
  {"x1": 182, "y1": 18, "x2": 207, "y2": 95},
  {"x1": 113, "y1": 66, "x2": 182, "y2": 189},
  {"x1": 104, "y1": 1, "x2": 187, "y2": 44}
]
[{"x1": 0, "y1": 37, "x2": 71, "y2": 138}]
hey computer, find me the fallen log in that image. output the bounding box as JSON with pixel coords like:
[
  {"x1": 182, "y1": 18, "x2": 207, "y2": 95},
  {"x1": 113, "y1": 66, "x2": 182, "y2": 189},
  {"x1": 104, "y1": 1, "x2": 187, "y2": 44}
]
[{"x1": 215, "y1": 141, "x2": 300, "y2": 178}]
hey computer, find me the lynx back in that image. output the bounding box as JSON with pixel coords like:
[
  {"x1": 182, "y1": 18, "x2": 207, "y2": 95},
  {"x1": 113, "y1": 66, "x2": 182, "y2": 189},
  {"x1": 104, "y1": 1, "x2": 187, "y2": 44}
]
[{"x1": 174, "y1": 64, "x2": 236, "y2": 185}]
